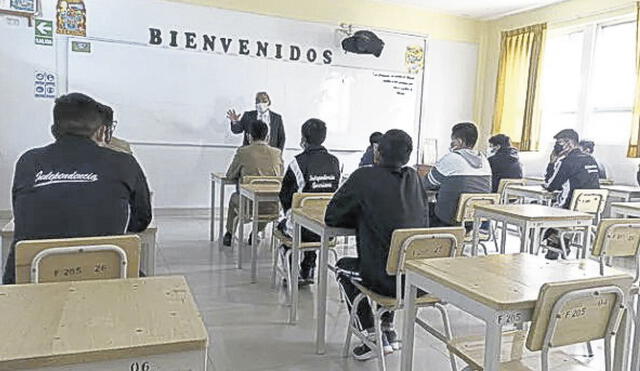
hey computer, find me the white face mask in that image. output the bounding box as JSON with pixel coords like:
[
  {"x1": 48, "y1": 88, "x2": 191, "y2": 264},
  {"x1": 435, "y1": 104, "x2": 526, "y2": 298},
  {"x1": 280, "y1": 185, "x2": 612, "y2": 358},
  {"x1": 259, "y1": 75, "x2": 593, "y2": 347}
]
[
  {"x1": 256, "y1": 103, "x2": 269, "y2": 113},
  {"x1": 487, "y1": 147, "x2": 498, "y2": 157}
]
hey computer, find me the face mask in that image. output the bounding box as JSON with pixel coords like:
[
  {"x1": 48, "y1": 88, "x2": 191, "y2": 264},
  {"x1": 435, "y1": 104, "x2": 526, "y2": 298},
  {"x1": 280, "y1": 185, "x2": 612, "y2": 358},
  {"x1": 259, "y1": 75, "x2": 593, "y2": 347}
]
[
  {"x1": 553, "y1": 143, "x2": 564, "y2": 154},
  {"x1": 256, "y1": 103, "x2": 269, "y2": 113},
  {"x1": 487, "y1": 147, "x2": 497, "y2": 157}
]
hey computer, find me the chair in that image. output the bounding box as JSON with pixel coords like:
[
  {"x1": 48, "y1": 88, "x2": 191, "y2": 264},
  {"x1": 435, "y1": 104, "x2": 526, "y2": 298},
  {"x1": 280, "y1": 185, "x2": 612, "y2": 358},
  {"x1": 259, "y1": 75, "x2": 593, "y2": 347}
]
[
  {"x1": 342, "y1": 227, "x2": 466, "y2": 371},
  {"x1": 591, "y1": 218, "x2": 640, "y2": 369},
  {"x1": 450, "y1": 277, "x2": 631, "y2": 371},
  {"x1": 270, "y1": 193, "x2": 339, "y2": 296},
  {"x1": 232, "y1": 175, "x2": 283, "y2": 246},
  {"x1": 544, "y1": 189, "x2": 609, "y2": 259},
  {"x1": 454, "y1": 193, "x2": 501, "y2": 255},
  {"x1": 497, "y1": 178, "x2": 526, "y2": 204},
  {"x1": 14, "y1": 235, "x2": 141, "y2": 284}
]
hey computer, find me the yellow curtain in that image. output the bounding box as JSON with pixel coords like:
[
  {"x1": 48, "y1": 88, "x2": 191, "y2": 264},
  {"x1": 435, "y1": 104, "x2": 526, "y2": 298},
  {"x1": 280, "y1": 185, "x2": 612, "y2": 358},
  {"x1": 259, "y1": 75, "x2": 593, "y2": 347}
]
[
  {"x1": 628, "y1": 3, "x2": 640, "y2": 158},
  {"x1": 492, "y1": 24, "x2": 547, "y2": 151}
]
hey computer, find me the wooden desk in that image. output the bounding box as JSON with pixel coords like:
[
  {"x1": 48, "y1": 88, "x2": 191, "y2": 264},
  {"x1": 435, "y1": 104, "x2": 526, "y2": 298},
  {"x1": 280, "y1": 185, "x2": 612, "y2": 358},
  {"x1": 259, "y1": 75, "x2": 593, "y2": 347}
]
[
  {"x1": 611, "y1": 202, "x2": 640, "y2": 218},
  {"x1": 503, "y1": 185, "x2": 557, "y2": 206},
  {"x1": 400, "y1": 254, "x2": 633, "y2": 371},
  {"x1": 210, "y1": 172, "x2": 235, "y2": 245},
  {"x1": 472, "y1": 204, "x2": 593, "y2": 257},
  {"x1": 238, "y1": 183, "x2": 281, "y2": 283},
  {"x1": 602, "y1": 185, "x2": 640, "y2": 202},
  {"x1": 0, "y1": 276, "x2": 208, "y2": 370},
  {"x1": 1, "y1": 219, "x2": 158, "y2": 277},
  {"x1": 291, "y1": 206, "x2": 355, "y2": 354}
]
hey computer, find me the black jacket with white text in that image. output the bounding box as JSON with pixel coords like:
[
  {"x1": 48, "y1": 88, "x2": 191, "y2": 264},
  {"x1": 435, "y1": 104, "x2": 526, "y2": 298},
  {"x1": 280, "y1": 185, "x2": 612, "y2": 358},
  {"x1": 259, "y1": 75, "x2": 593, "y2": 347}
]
[{"x1": 545, "y1": 148, "x2": 600, "y2": 209}]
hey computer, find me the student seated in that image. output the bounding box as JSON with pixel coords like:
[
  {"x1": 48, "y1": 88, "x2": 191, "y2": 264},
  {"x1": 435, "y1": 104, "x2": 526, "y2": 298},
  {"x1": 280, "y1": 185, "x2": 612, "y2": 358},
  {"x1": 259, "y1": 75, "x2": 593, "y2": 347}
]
[
  {"x1": 544, "y1": 129, "x2": 600, "y2": 260},
  {"x1": 3, "y1": 93, "x2": 152, "y2": 284},
  {"x1": 326, "y1": 129, "x2": 429, "y2": 360},
  {"x1": 579, "y1": 140, "x2": 607, "y2": 179},
  {"x1": 222, "y1": 120, "x2": 284, "y2": 246},
  {"x1": 424, "y1": 122, "x2": 491, "y2": 227},
  {"x1": 359, "y1": 131, "x2": 382, "y2": 167},
  {"x1": 277, "y1": 119, "x2": 341, "y2": 283},
  {"x1": 487, "y1": 134, "x2": 523, "y2": 192}
]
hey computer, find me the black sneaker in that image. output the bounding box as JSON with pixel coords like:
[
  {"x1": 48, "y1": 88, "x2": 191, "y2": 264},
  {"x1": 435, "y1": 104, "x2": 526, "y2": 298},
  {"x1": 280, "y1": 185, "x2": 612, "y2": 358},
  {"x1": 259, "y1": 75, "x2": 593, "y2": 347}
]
[
  {"x1": 545, "y1": 249, "x2": 559, "y2": 260},
  {"x1": 352, "y1": 331, "x2": 392, "y2": 360},
  {"x1": 222, "y1": 232, "x2": 232, "y2": 247},
  {"x1": 300, "y1": 266, "x2": 315, "y2": 284},
  {"x1": 247, "y1": 233, "x2": 253, "y2": 245},
  {"x1": 383, "y1": 329, "x2": 401, "y2": 351}
]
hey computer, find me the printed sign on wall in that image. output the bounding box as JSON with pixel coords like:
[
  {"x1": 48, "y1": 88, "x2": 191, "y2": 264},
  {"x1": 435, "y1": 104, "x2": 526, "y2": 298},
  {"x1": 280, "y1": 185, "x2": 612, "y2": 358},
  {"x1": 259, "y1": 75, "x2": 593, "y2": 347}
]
[
  {"x1": 35, "y1": 19, "x2": 53, "y2": 46},
  {"x1": 56, "y1": 0, "x2": 86, "y2": 37},
  {"x1": 405, "y1": 45, "x2": 424, "y2": 74},
  {"x1": 71, "y1": 40, "x2": 91, "y2": 53},
  {"x1": 10, "y1": 0, "x2": 34, "y2": 12},
  {"x1": 34, "y1": 71, "x2": 56, "y2": 99}
]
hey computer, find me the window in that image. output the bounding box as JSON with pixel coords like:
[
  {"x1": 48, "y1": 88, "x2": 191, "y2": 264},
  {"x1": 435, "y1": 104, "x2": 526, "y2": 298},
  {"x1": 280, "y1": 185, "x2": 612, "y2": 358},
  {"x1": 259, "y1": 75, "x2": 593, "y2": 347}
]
[{"x1": 540, "y1": 19, "x2": 636, "y2": 145}]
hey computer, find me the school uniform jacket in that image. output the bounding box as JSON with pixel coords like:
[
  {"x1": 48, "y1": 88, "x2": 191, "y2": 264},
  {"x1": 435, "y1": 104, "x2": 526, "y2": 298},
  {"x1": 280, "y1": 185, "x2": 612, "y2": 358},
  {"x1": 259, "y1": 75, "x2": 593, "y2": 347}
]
[
  {"x1": 488, "y1": 146, "x2": 523, "y2": 192},
  {"x1": 324, "y1": 165, "x2": 429, "y2": 296},
  {"x1": 279, "y1": 145, "x2": 340, "y2": 237},
  {"x1": 5, "y1": 135, "x2": 152, "y2": 284},
  {"x1": 544, "y1": 148, "x2": 600, "y2": 209},
  {"x1": 230, "y1": 110, "x2": 286, "y2": 151},
  {"x1": 424, "y1": 149, "x2": 492, "y2": 225}
]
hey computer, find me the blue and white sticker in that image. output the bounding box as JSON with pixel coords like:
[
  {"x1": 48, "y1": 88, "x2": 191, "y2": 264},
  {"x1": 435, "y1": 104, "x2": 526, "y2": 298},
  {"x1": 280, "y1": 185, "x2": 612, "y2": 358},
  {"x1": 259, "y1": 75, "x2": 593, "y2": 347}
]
[{"x1": 34, "y1": 71, "x2": 56, "y2": 99}]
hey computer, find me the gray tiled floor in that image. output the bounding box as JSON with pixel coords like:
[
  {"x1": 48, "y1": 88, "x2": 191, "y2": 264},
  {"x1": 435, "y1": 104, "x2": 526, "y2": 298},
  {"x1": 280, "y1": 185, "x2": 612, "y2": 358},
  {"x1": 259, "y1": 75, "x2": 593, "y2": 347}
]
[{"x1": 155, "y1": 214, "x2": 612, "y2": 371}]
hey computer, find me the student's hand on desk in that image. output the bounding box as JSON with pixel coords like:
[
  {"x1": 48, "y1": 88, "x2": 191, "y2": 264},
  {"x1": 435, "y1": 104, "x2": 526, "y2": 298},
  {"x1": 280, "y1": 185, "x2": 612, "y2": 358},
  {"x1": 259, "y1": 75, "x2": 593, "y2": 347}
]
[{"x1": 226, "y1": 109, "x2": 240, "y2": 122}]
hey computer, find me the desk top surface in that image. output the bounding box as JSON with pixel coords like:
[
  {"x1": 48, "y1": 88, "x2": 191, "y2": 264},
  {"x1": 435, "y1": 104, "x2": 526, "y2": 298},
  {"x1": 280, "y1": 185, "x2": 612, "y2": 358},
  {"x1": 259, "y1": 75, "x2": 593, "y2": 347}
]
[
  {"x1": 474, "y1": 204, "x2": 592, "y2": 221},
  {"x1": 525, "y1": 176, "x2": 613, "y2": 185},
  {"x1": 211, "y1": 172, "x2": 233, "y2": 182},
  {"x1": 601, "y1": 185, "x2": 640, "y2": 193},
  {"x1": 611, "y1": 202, "x2": 640, "y2": 210},
  {"x1": 0, "y1": 276, "x2": 207, "y2": 368},
  {"x1": 406, "y1": 254, "x2": 631, "y2": 311},
  {"x1": 2, "y1": 219, "x2": 157, "y2": 235}
]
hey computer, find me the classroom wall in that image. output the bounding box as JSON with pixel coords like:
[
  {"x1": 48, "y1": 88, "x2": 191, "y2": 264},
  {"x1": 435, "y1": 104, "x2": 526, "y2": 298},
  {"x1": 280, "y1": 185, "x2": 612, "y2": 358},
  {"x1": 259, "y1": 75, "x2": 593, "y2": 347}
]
[
  {"x1": 475, "y1": 0, "x2": 639, "y2": 184},
  {"x1": 0, "y1": 0, "x2": 479, "y2": 213}
]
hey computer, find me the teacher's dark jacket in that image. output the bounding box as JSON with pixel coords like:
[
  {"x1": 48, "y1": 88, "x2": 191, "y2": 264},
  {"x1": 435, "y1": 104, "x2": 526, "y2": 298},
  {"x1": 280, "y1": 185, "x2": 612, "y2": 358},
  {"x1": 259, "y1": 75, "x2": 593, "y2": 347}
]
[
  {"x1": 324, "y1": 165, "x2": 429, "y2": 296},
  {"x1": 3, "y1": 135, "x2": 152, "y2": 284},
  {"x1": 231, "y1": 110, "x2": 285, "y2": 151}
]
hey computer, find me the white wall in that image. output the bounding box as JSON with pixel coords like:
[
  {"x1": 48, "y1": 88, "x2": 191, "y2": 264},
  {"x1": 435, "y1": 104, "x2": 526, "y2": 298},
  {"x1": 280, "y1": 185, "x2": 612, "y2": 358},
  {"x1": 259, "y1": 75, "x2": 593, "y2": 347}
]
[{"x1": 0, "y1": 0, "x2": 479, "y2": 211}]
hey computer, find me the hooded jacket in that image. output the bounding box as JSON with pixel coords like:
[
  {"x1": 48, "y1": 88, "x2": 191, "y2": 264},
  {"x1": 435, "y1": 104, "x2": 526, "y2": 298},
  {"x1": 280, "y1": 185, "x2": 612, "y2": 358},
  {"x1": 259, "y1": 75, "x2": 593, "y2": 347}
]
[
  {"x1": 424, "y1": 149, "x2": 492, "y2": 225},
  {"x1": 325, "y1": 165, "x2": 429, "y2": 296},
  {"x1": 545, "y1": 148, "x2": 600, "y2": 209},
  {"x1": 488, "y1": 146, "x2": 523, "y2": 192}
]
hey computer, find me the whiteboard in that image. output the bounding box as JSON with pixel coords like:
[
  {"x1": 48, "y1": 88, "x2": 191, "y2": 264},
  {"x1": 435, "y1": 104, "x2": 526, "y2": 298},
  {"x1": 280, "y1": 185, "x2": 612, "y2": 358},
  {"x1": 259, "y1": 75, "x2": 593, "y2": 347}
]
[{"x1": 67, "y1": 38, "x2": 423, "y2": 151}]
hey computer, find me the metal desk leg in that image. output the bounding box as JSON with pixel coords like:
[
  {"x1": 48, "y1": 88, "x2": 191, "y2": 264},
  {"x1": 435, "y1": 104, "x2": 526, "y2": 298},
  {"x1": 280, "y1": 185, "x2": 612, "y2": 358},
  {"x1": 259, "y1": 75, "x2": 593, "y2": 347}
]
[
  {"x1": 400, "y1": 282, "x2": 418, "y2": 371},
  {"x1": 237, "y1": 194, "x2": 245, "y2": 269},
  {"x1": 582, "y1": 226, "x2": 590, "y2": 259},
  {"x1": 218, "y1": 182, "x2": 226, "y2": 249},
  {"x1": 613, "y1": 300, "x2": 632, "y2": 371},
  {"x1": 472, "y1": 215, "x2": 480, "y2": 256},
  {"x1": 289, "y1": 222, "x2": 301, "y2": 324},
  {"x1": 250, "y1": 196, "x2": 259, "y2": 283},
  {"x1": 530, "y1": 226, "x2": 541, "y2": 255},
  {"x1": 631, "y1": 297, "x2": 640, "y2": 371},
  {"x1": 520, "y1": 222, "x2": 529, "y2": 254},
  {"x1": 210, "y1": 179, "x2": 215, "y2": 242},
  {"x1": 484, "y1": 321, "x2": 503, "y2": 370},
  {"x1": 500, "y1": 219, "x2": 508, "y2": 254},
  {"x1": 315, "y1": 231, "x2": 330, "y2": 354}
]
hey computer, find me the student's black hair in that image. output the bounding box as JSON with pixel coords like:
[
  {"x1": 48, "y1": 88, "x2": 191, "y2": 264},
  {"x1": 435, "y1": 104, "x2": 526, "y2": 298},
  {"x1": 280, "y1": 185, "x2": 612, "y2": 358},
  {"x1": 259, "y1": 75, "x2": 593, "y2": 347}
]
[
  {"x1": 553, "y1": 128, "x2": 579, "y2": 144},
  {"x1": 488, "y1": 134, "x2": 511, "y2": 148},
  {"x1": 248, "y1": 120, "x2": 269, "y2": 141},
  {"x1": 451, "y1": 122, "x2": 479, "y2": 148},
  {"x1": 369, "y1": 131, "x2": 383, "y2": 145},
  {"x1": 52, "y1": 92, "x2": 103, "y2": 138},
  {"x1": 579, "y1": 140, "x2": 595, "y2": 153},
  {"x1": 301, "y1": 118, "x2": 327, "y2": 145},
  {"x1": 378, "y1": 129, "x2": 412, "y2": 167}
]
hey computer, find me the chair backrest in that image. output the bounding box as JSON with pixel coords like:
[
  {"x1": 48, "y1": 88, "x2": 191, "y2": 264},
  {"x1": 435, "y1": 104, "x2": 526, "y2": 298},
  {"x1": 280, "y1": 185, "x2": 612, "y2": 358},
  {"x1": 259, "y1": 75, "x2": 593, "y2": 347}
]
[
  {"x1": 591, "y1": 218, "x2": 640, "y2": 282},
  {"x1": 454, "y1": 193, "x2": 501, "y2": 223},
  {"x1": 291, "y1": 192, "x2": 334, "y2": 209},
  {"x1": 569, "y1": 189, "x2": 608, "y2": 217},
  {"x1": 526, "y1": 276, "x2": 632, "y2": 352},
  {"x1": 241, "y1": 175, "x2": 283, "y2": 186},
  {"x1": 497, "y1": 178, "x2": 526, "y2": 203},
  {"x1": 386, "y1": 227, "x2": 466, "y2": 276},
  {"x1": 15, "y1": 235, "x2": 141, "y2": 284}
]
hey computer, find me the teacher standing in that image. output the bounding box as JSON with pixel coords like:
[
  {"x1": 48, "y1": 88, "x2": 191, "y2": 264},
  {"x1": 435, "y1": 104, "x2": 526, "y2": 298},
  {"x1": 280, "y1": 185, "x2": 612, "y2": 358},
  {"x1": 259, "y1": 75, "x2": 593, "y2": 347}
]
[{"x1": 226, "y1": 91, "x2": 286, "y2": 151}]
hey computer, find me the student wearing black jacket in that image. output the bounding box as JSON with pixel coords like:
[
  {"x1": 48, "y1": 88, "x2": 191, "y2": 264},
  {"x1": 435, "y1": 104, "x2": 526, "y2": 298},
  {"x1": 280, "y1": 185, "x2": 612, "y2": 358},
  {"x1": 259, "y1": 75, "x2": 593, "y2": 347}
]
[
  {"x1": 543, "y1": 129, "x2": 599, "y2": 259},
  {"x1": 278, "y1": 118, "x2": 341, "y2": 282},
  {"x1": 325, "y1": 129, "x2": 429, "y2": 360},
  {"x1": 3, "y1": 93, "x2": 152, "y2": 284},
  {"x1": 487, "y1": 134, "x2": 523, "y2": 192}
]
